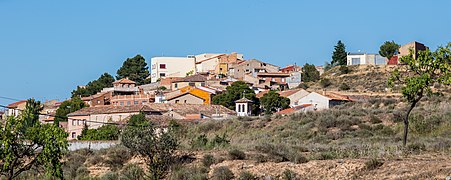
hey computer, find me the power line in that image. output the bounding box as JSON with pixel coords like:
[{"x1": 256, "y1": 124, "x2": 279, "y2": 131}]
[
  {"x1": 0, "y1": 104, "x2": 141, "y2": 127},
  {"x1": 0, "y1": 96, "x2": 22, "y2": 102}
]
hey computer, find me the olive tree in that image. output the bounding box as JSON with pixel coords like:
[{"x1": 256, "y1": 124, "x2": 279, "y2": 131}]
[{"x1": 388, "y1": 43, "x2": 451, "y2": 146}]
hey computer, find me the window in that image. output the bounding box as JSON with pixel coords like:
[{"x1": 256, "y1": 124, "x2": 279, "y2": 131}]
[
  {"x1": 127, "y1": 101, "x2": 131, "y2": 105},
  {"x1": 77, "y1": 120, "x2": 80, "y2": 126},
  {"x1": 159, "y1": 64, "x2": 166, "y2": 69},
  {"x1": 351, "y1": 58, "x2": 361, "y2": 65},
  {"x1": 71, "y1": 132, "x2": 76, "y2": 139},
  {"x1": 189, "y1": 82, "x2": 195, "y2": 86},
  {"x1": 160, "y1": 73, "x2": 166, "y2": 77},
  {"x1": 200, "y1": 82, "x2": 205, "y2": 86},
  {"x1": 72, "y1": 120, "x2": 76, "y2": 126},
  {"x1": 282, "y1": 78, "x2": 285, "y2": 82},
  {"x1": 97, "y1": 100, "x2": 100, "y2": 104},
  {"x1": 142, "y1": 101, "x2": 147, "y2": 104},
  {"x1": 120, "y1": 102, "x2": 124, "y2": 106},
  {"x1": 134, "y1": 101, "x2": 139, "y2": 105},
  {"x1": 175, "y1": 100, "x2": 180, "y2": 104},
  {"x1": 271, "y1": 78, "x2": 275, "y2": 81},
  {"x1": 174, "y1": 83, "x2": 178, "y2": 88},
  {"x1": 219, "y1": 68, "x2": 223, "y2": 71},
  {"x1": 241, "y1": 104, "x2": 245, "y2": 112},
  {"x1": 184, "y1": 100, "x2": 187, "y2": 103}
]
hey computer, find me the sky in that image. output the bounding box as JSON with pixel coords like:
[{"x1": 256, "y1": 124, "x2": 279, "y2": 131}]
[{"x1": 0, "y1": 0, "x2": 450, "y2": 106}]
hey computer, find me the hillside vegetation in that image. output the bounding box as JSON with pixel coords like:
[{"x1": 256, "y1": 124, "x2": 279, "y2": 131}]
[{"x1": 20, "y1": 95, "x2": 448, "y2": 179}]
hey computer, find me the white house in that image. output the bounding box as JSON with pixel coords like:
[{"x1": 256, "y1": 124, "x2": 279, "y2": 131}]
[
  {"x1": 150, "y1": 56, "x2": 196, "y2": 82},
  {"x1": 347, "y1": 53, "x2": 387, "y2": 65},
  {"x1": 297, "y1": 92, "x2": 352, "y2": 110}
]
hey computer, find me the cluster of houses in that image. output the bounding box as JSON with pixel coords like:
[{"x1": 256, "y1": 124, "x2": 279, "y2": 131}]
[
  {"x1": 1, "y1": 41, "x2": 427, "y2": 140},
  {"x1": 347, "y1": 41, "x2": 428, "y2": 65}
]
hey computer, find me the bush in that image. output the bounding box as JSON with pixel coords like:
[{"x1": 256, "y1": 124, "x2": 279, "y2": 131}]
[
  {"x1": 191, "y1": 134, "x2": 209, "y2": 150},
  {"x1": 339, "y1": 83, "x2": 351, "y2": 91},
  {"x1": 202, "y1": 154, "x2": 216, "y2": 167},
  {"x1": 75, "y1": 166, "x2": 90, "y2": 179},
  {"x1": 101, "y1": 171, "x2": 119, "y2": 180},
  {"x1": 63, "y1": 153, "x2": 88, "y2": 179},
  {"x1": 364, "y1": 158, "x2": 384, "y2": 170},
  {"x1": 211, "y1": 166, "x2": 234, "y2": 180},
  {"x1": 320, "y1": 78, "x2": 332, "y2": 88},
  {"x1": 255, "y1": 143, "x2": 307, "y2": 164},
  {"x1": 239, "y1": 171, "x2": 257, "y2": 180},
  {"x1": 282, "y1": 169, "x2": 297, "y2": 180},
  {"x1": 297, "y1": 83, "x2": 309, "y2": 89},
  {"x1": 208, "y1": 133, "x2": 230, "y2": 149},
  {"x1": 104, "y1": 146, "x2": 132, "y2": 170},
  {"x1": 314, "y1": 152, "x2": 337, "y2": 160},
  {"x1": 228, "y1": 149, "x2": 246, "y2": 160},
  {"x1": 120, "y1": 164, "x2": 145, "y2": 180},
  {"x1": 369, "y1": 115, "x2": 382, "y2": 124},
  {"x1": 407, "y1": 142, "x2": 426, "y2": 153},
  {"x1": 170, "y1": 165, "x2": 208, "y2": 180},
  {"x1": 339, "y1": 65, "x2": 351, "y2": 74},
  {"x1": 87, "y1": 154, "x2": 104, "y2": 166}
]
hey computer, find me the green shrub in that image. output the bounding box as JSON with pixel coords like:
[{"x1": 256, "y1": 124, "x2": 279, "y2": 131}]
[
  {"x1": 239, "y1": 171, "x2": 257, "y2": 180},
  {"x1": 191, "y1": 134, "x2": 209, "y2": 150},
  {"x1": 202, "y1": 154, "x2": 216, "y2": 167},
  {"x1": 104, "y1": 146, "x2": 132, "y2": 170},
  {"x1": 339, "y1": 83, "x2": 351, "y2": 91},
  {"x1": 254, "y1": 143, "x2": 307, "y2": 164},
  {"x1": 75, "y1": 166, "x2": 90, "y2": 178},
  {"x1": 101, "y1": 171, "x2": 119, "y2": 180},
  {"x1": 198, "y1": 121, "x2": 223, "y2": 133},
  {"x1": 339, "y1": 65, "x2": 351, "y2": 74},
  {"x1": 63, "y1": 152, "x2": 88, "y2": 179},
  {"x1": 314, "y1": 151, "x2": 337, "y2": 160},
  {"x1": 120, "y1": 164, "x2": 145, "y2": 180},
  {"x1": 208, "y1": 133, "x2": 230, "y2": 149},
  {"x1": 87, "y1": 154, "x2": 104, "y2": 166},
  {"x1": 364, "y1": 158, "x2": 383, "y2": 171},
  {"x1": 320, "y1": 78, "x2": 332, "y2": 88},
  {"x1": 228, "y1": 149, "x2": 246, "y2": 160},
  {"x1": 407, "y1": 142, "x2": 426, "y2": 153},
  {"x1": 369, "y1": 115, "x2": 382, "y2": 124},
  {"x1": 282, "y1": 169, "x2": 297, "y2": 180},
  {"x1": 211, "y1": 166, "x2": 234, "y2": 180},
  {"x1": 297, "y1": 83, "x2": 309, "y2": 89}
]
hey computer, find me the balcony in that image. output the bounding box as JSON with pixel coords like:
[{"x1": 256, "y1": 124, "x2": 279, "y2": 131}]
[{"x1": 113, "y1": 87, "x2": 139, "y2": 92}]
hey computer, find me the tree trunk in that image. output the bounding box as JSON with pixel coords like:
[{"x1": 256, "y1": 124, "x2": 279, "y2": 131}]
[{"x1": 403, "y1": 99, "x2": 420, "y2": 146}]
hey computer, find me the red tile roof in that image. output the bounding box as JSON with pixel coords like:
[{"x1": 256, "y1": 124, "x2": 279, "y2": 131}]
[
  {"x1": 113, "y1": 78, "x2": 136, "y2": 84},
  {"x1": 67, "y1": 105, "x2": 156, "y2": 116},
  {"x1": 7, "y1": 100, "x2": 27, "y2": 108}
]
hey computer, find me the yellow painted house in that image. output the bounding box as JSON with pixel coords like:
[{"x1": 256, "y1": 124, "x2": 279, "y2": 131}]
[{"x1": 178, "y1": 86, "x2": 214, "y2": 104}]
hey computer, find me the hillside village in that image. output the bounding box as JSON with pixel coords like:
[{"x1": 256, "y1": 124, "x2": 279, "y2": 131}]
[
  {"x1": 1, "y1": 40, "x2": 450, "y2": 179},
  {"x1": 0, "y1": 41, "x2": 432, "y2": 139}
]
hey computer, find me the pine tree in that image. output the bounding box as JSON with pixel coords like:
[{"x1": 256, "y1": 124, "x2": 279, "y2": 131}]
[
  {"x1": 331, "y1": 40, "x2": 347, "y2": 66},
  {"x1": 116, "y1": 54, "x2": 150, "y2": 85}
]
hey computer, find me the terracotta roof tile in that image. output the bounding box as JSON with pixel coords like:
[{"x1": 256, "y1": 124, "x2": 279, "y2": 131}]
[
  {"x1": 67, "y1": 105, "x2": 155, "y2": 116},
  {"x1": 113, "y1": 78, "x2": 136, "y2": 84},
  {"x1": 7, "y1": 100, "x2": 27, "y2": 108},
  {"x1": 275, "y1": 104, "x2": 312, "y2": 115}
]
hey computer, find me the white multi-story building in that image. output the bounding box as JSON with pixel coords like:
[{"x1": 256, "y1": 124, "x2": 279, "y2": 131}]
[
  {"x1": 347, "y1": 53, "x2": 387, "y2": 65},
  {"x1": 150, "y1": 57, "x2": 196, "y2": 83}
]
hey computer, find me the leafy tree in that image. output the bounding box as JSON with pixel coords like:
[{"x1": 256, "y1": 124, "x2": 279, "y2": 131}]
[
  {"x1": 54, "y1": 97, "x2": 87, "y2": 125},
  {"x1": 260, "y1": 90, "x2": 290, "y2": 114},
  {"x1": 116, "y1": 54, "x2": 150, "y2": 85},
  {"x1": 212, "y1": 81, "x2": 260, "y2": 114},
  {"x1": 0, "y1": 99, "x2": 68, "y2": 179},
  {"x1": 121, "y1": 113, "x2": 178, "y2": 179},
  {"x1": 301, "y1": 63, "x2": 320, "y2": 82},
  {"x1": 331, "y1": 40, "x2": 347, "y2": 66},
  {"x1": 388, "y1": 42, "x2": 451, "y2": 146},
  {"x1": 78, "y1": 125, "x2": 120, "y2": 140},
  {"x1": 71, "y1": 73, "x2": 115, "y2": 98},
  {"x1": 379, "y1": 41, "x2": 400, "y2": 60}
]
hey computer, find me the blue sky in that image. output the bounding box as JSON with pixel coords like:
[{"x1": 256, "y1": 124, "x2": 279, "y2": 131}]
[{"x1": 0, "y1": 0, "x2": 450, "y2": 105}]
